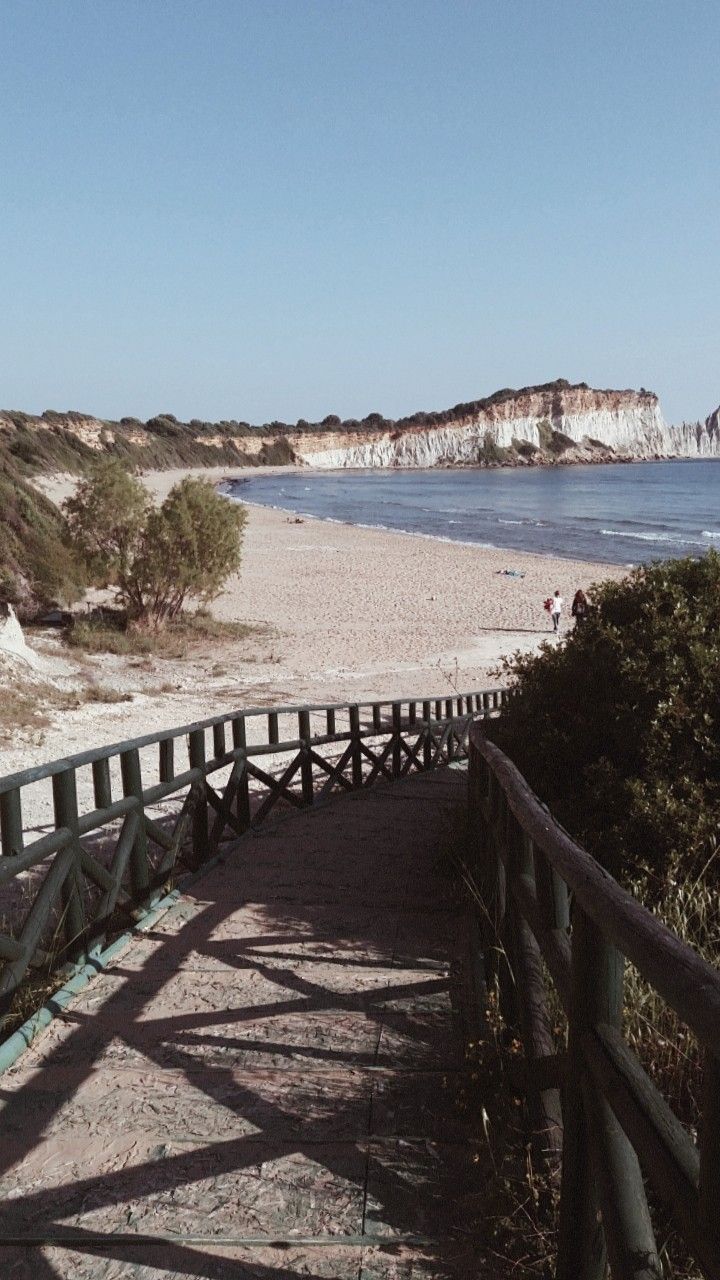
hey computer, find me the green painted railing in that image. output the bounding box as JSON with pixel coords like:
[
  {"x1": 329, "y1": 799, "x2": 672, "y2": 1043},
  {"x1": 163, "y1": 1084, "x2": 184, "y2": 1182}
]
[
  {"x1": 468, "y1": 723, "x2": 720, "y2": 1280},
  {"x1": 0, "y1": 687, "x2": 506, "y2": 1018}
]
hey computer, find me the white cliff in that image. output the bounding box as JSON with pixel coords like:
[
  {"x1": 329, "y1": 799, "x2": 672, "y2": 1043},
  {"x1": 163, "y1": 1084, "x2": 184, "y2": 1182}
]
[
  {"x1": 673, "y1": 406, "x2": 720, "y2": 457},
  {"x1": 3, "y1": 382, "x2": 717, "y2": 474},
  {"x1": 284, "y1": 383, "x2": 706, "y2": 469}
]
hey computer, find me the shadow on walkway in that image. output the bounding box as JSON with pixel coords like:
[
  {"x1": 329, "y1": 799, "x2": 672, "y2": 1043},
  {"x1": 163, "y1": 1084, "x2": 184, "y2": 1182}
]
[{"x1": 0, "y1": 769, "x2": 500, "y2": 1279}]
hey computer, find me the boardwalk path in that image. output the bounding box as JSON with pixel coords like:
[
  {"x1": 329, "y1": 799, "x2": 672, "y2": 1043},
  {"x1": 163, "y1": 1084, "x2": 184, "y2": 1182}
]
[{"x1": 1, "y1": 769, "x2": 496, "y2": 1279}]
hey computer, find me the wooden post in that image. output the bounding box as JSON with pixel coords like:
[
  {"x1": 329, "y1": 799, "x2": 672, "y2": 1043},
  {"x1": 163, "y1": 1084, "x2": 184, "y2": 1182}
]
[
  {"x1": 187, "y1": 730, "x2": 209, "y2": 865},
  {"x1": 52, "y1": 768, "x2": 86, "y2": 954},
  {"x1": 372, "y1": 703, "x2": 382, "y2": 734},
  {"x1": 0, "y1": 788, "x2": 24, "y2": 857},
  {"x1": 422, "y1": 700, "x2": 432, "y2": 769},
  {"x1": 213, "y1": 722, "x2": 226, "y2": 759},
  {"x1": 698, "y1": 1052, "x2": 720, "y2": 1260},
  {"x1": 92, "y1": 759, "x2": 112, "y2": 810},
  {"x1": 478, "y1": 776, "x2": 511, "y2": 1010},
  {"x1": 392, "y1": 702, "x2": 402, "y2": 777},
  {"x1": 268, "y1": 711, "x2": 279, "y2": 745},
  {"x1": 466, "y1": 732, "x2": 484, "y2": 882},
  {"x1": 446, "y1": 700, "x2": 455, "y2": 762},
  {"x1": 159, "y1": 738, "x2": 175, "y2": 784},
  {"x1": 556, "y1": 908, "x2": 659, "y2": 1279},
  {"x1": 298, "y1": 709, "x2": 313, "y2": 805},
  {"x1": 120, "y1": 748, "x2": 151, "y2": 896},
  {"x1": 511, "y1": 822, "x2": 563, "y2": 1185},
  {"x1": 349, "y1": 704, "x2": 362, "y2": 788},
  {"x1": 408, "y1": 701, "x2": 417, "y2": 727},
  {"x1": 534, "y1": 843, "x2": 570, "y2": 932},
  {"x1": 326, "y1": 708, "x2": 336, "y2": 736},
  {"x1": 494, "y1": 792, "x2": 518, "y2": 1032},
  {"x1": 232, "y1": 716, "x2": 251, "y2": 829}
]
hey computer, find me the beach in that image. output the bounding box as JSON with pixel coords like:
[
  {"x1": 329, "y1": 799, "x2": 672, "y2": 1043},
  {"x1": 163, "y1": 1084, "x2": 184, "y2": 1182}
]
[{"x1": 2, "y1": 467, "x2": 626, "y2": 782}]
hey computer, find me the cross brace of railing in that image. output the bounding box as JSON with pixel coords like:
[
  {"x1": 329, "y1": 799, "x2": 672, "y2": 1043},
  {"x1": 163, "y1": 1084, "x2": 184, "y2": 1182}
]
[{"x1": 0, "y1": 688, "x2": 506, "y2": 1017}]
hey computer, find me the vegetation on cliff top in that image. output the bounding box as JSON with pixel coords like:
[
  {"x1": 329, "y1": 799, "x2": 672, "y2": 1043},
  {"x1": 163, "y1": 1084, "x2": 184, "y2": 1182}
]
[{"x1": 0, "y1": 377, "x2": 655, "y2": 467}]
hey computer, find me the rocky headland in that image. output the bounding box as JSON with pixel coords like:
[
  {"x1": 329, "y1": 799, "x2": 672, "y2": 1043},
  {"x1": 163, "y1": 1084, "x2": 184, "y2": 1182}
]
[{"x1": 2, "y1": 380, "x2": 719, "y2": 477}]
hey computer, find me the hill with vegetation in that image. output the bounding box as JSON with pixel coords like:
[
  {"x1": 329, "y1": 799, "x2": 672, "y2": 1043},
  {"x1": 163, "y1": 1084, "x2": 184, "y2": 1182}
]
[
  {"x1": 1, "y1": 378, "x2": 671, "y2": 481},
  {"x1": 0, "y1": 443, "x2": 85, "y2": 618}
]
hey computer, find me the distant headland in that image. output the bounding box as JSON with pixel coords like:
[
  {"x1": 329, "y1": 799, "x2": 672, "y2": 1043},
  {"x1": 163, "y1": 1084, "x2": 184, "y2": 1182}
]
[{"x1": 1, "y1": 380, "x2": 719, "y2": 475}]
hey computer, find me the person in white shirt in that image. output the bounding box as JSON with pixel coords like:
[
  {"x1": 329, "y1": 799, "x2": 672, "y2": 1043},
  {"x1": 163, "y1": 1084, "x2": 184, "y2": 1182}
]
[{"x1": 550, "y1": 591, "x2": 563, "y2": 632}]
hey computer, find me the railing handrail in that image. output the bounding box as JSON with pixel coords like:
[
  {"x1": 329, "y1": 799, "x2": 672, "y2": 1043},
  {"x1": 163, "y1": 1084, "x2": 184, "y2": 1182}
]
[
  {"x1": 472, "y1": 727, "x2": 720, "y2": 1054},
  {"x1": 0, "y1": 686, "x2": 507, "y2": 1023},
  {"x1": 469, "y1": 720, "x2": 720, "y2": 1278},
  {"x1": 0, "y1": 687, "x2": 506, "y2": 796}
]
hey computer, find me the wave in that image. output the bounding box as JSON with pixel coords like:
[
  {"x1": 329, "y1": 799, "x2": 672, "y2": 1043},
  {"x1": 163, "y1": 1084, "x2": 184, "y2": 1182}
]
[
  {"x1": 601, "y1": 529, "x2": 677, "y2": 543},
  {"x1": 702, "y1": 531, "x2": 720, "y2": 539}
]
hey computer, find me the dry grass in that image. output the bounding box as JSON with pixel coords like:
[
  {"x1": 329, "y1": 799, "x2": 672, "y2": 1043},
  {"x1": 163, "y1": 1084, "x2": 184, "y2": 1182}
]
[
  {"x1": 0, "y1": 681, "x2": 133, "y2": 741},
  {"x1": 624, "y1": 850, "x2": 720, "y2": 1129},
  {"x1": 65, "y1": 608, "x2": 261, "y2": 658}
]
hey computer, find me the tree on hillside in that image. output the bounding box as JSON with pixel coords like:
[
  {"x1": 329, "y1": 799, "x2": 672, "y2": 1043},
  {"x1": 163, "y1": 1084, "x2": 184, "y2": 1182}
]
[
  {"x1": 63, "y1": 461, "x2": 149, "y2": 613},
  {"x1": 489, "y1": 553, "x2": 720, "y2": 898},
  {"x1": 64, "y1": 462, "x2": 246, "y2": 627}
]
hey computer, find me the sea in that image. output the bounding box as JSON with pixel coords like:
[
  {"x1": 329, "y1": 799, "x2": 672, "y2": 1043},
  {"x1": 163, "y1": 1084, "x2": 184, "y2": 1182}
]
[{"x1": 224, "y1": 459, "x2": 720, "y2": 567}]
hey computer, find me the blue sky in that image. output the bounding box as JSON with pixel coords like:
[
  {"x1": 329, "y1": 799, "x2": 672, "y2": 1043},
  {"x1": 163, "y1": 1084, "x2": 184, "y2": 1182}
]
[{"x1": 1, "y1": 0, "x2": 718, "y2": 425}]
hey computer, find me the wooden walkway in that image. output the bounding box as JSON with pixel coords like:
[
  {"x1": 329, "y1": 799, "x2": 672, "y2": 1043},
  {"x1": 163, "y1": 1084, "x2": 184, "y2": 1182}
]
[{"x1": 0, "y1": 768, "x2": 497, "y2": 1279}]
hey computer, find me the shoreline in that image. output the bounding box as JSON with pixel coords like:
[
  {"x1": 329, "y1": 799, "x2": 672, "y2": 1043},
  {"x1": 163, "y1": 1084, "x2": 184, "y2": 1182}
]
[
  {"x1": 34, "y1": 463, "x2": 624, "y2": 569},
  {"x1": 1, "y1": 468, "x2": 627, "y2": 807},
  {"x1": 231, "y1": 495, "x2": 624, "y2": 570}
]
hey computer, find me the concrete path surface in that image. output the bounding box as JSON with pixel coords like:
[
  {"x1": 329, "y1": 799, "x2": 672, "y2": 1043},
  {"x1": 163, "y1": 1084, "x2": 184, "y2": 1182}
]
[{"x1": 0, "y1": 768, "x2": 499, "y2": 1279}]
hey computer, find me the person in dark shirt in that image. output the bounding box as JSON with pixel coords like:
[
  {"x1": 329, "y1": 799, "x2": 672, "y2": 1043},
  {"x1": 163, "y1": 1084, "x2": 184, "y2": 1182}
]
[{"x1": 571, "y1": 589, "x2": 588, "y2": 624}]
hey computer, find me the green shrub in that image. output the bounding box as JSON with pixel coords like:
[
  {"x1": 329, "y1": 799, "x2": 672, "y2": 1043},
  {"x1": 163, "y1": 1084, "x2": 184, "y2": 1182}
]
[
  {"x1": 490, "y1": 553, "x2": 720, "y2": 898},
  {"x1": 64, "y1": 463, "x2": 247, "y2": 628},
  {"x1": 536, "y1": 418, "x2": 573, "y2": 455},
  {"x1": 512, "y1": 437, "x2": 539, "y2": 459},
  {"x1": 478, "y1": 431, "x2": 510, "y2": 465}
]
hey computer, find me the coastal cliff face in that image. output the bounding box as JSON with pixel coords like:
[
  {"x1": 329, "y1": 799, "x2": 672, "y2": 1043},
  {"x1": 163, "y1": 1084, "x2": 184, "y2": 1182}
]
[
  {"x1": 688, "y1": 404, "x2": 720, "y2": 456},
  {"x1": 283, "y1": 386, "x2": 706, "y2": 469},
  {"x1": 1, "y1": 381, "x2": 717, "y2": 475}
]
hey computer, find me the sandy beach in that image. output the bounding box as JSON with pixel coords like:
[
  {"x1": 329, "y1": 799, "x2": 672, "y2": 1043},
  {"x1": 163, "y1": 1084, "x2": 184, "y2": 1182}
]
[{"x1": 2, "y1": 466, "x2": 626, "y2": 781}]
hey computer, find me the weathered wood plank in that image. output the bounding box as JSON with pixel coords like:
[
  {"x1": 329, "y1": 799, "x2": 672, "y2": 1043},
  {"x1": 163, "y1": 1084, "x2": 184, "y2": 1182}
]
[
  {"x1": 120, "y1": 748, "x2": 151, "y2": 894},
  {"x1": 52, "y1": 770, "x2": 85, "y2": 955}
]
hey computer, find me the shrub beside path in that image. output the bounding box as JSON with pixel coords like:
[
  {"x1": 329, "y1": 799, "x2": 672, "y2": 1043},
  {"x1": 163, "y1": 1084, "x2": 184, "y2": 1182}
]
[{"x1": 0, "y1": 768, "x2": 500, "y2": 1279}]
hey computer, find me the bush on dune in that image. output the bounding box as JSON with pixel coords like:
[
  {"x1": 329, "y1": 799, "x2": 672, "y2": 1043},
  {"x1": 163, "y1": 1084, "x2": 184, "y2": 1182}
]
[
  {"x1": 490, "y1": 553, "x2": 720, "y2": 1160},
  {"x1": 489, "y1": 552, "x2": 720, "y2": 898},
  {"x1": 64, "y1": 461, "x2": 247, "y2": 629}
]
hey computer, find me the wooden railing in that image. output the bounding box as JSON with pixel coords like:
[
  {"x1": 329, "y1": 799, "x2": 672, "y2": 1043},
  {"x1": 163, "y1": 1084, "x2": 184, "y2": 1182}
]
[
  {"x1": 468, "y1": 723, "x2": 720, "y2": 1280},
  {"x1": 0, "y1": 687, "x2": 506, "y2": 1018}
]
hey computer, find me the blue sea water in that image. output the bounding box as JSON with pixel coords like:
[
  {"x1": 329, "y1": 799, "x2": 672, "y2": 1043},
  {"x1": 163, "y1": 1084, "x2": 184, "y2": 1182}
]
[{"x1": 225, "y1": 460, "x2": 720, "y2": 566}]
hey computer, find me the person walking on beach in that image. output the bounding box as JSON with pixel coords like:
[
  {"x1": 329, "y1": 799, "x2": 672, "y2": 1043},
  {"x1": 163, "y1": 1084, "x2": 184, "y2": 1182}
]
[
  {"x1": 571, "y1": 589, "x2": 588, "y2": 624},
  {"x1": 550, "y1": 590, "x2": 563, "y2": 632}
]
